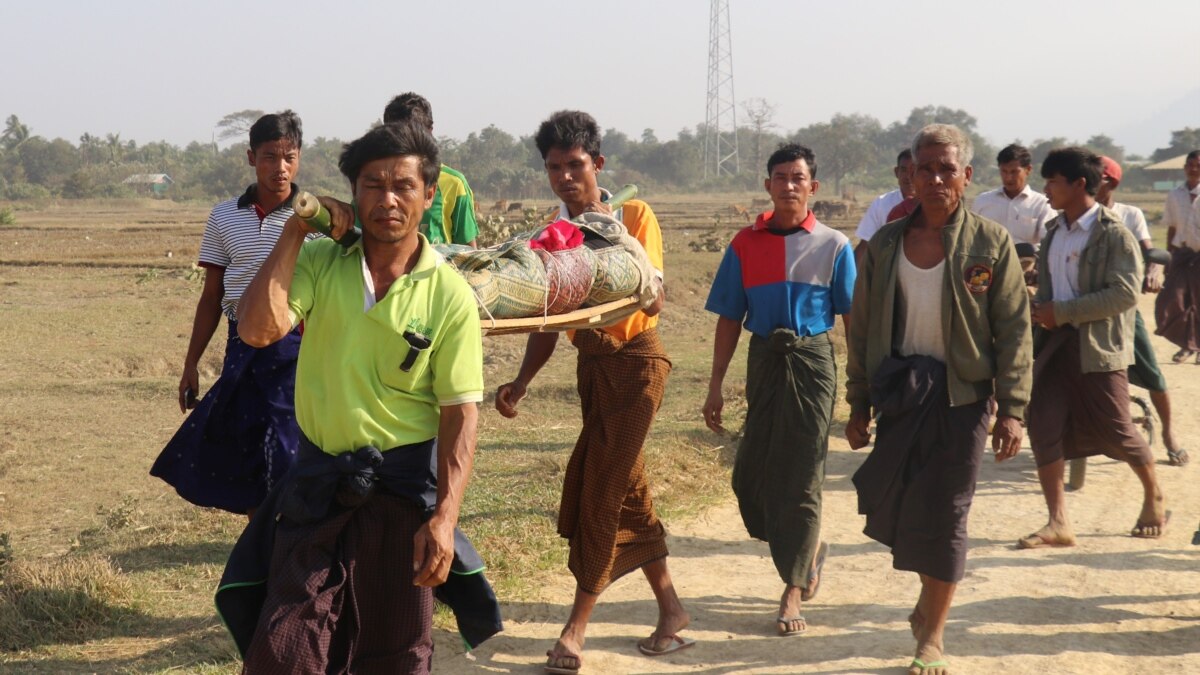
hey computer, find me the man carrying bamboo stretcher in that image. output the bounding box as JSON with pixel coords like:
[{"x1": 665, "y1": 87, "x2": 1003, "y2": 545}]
[
  {"x1": 703, "y1": 143, "x2": 855, "y2": 637},
  {"x1": 494, "y1": 110, "x2": 692, "y2": 673},
  {"x1": 217, "y1": 122, "x2": 500, "y2": 674}
]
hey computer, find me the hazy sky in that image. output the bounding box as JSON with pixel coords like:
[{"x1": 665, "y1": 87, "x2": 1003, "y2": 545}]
[{"x1": 3, "y1": 0, "x2": 1197, "y2": 155}]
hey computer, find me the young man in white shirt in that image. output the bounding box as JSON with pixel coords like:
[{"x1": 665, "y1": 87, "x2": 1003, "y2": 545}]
[
  {"x1": 972, "y1": 144, "x2": 1057, "y2": 246},
  {"x1": 1024, "y1": 147, "x2": 1165, "y2": 551},
  {"x1": 854, "y1": 149, "x2": 914, "y2": 258}
]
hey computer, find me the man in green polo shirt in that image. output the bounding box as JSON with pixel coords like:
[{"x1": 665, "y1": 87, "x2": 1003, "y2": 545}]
[
  {"x1": 384, "y1": 92, "x2": 479, "y2": 247},
  {"x1": 229, "y1": 122, "x2": 488, "y2": 673}
]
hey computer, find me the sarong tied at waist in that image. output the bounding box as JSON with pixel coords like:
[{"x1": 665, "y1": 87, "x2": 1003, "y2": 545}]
[
  {"x1": 1029, "y1": 326, "x2": 1154, "y2": 468},
  {"x1": 151, "y1": 321, "x2": 301, "y2": 513},
  {"x1": 734, "y1": 328, "x2": 836, "y2": 587},
  {"x1": 853, "y1": 355, "x2": 988, "y2": 583},
  {"x1": 560, "y1": 327, "x2": 671, "y2": 593},
  {"x1": 1155, "y1": 247, "x2": 1200, "y2": 351},
  {"x1": 215, "y1": 436, "x2": 503, "y2": 657}
]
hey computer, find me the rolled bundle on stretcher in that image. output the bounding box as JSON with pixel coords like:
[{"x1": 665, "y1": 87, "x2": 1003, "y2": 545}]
[
  {"x1": 292, "y1": 186, "x2": 656, "y2": 329},
  {"x1": 435, "y1": 185, "x2": 658, "y2": 325}
]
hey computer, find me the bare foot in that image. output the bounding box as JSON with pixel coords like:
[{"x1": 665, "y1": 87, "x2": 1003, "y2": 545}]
[
  {"x1": 1017, "y1": 523, "x2": 1076, "y2": 549},
  {"x1": 908, "y1": 636, "x2": 949, "y2": 674},
  {"x1": 545, "y1": 632, "x2": 584, "y2": 674}
]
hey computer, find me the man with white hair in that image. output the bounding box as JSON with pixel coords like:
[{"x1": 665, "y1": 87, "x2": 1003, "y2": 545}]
[{"x1": 847, "y1": 124, "x2": 1032, "y2": 675}]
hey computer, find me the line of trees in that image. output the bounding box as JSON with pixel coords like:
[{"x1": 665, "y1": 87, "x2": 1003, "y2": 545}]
[{"x1": 2, "y1": 110, "x2": 1197, "y2": 203}]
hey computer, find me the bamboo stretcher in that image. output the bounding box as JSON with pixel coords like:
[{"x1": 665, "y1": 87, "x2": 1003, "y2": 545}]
[
  {"x1": 478, "y1": 295, "x2": 641, "y2": 336},
  {"x1": 294, "y1": 186, "x2": 647, "y2": 337}
]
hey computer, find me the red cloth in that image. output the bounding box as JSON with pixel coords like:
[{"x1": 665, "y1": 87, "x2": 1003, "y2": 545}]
[
  {"x1": 887, "y1": 197, "x2": 919, "y2": 222},
  {"x1": 529, "y1": 219, "x2": 584, "y2": 251}
]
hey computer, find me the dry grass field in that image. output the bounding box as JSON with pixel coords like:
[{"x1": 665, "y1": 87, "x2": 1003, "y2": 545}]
[{"x1": 0, "y1": 190, "x2": 1195, "y2": 674}]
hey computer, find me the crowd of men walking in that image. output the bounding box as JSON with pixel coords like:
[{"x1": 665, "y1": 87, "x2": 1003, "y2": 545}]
[{"x1": 148, "y1": 98, "x2": 1198, "y2": 674}]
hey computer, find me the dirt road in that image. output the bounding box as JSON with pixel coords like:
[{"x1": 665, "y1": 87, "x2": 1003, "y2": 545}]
[{"x1": 435, "y1": 293, "x2": 1200, "y2": 674}]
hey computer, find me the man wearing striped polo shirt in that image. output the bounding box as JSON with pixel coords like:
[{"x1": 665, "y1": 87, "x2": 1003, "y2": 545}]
[
  {"x1": 384, "y1": 92, "x2": 479, "y2": 247},
  {"x1": 151, "y1": 111, "x2": 306, "y2": 517},
  {"x1": 704, "y1": 143, "x2": 856, "y2": 637}
]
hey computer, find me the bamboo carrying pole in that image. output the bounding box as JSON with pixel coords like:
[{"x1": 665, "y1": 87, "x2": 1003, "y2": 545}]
[
  {"x1": 293, "y1": 184, "x2": 636, "y2": 245},
  {"x1": 292, "y1": 192, "x2": 361, "y2": 247},
  {"x1": 599, "y1": 184, "x2": 638, "y2": 215}
]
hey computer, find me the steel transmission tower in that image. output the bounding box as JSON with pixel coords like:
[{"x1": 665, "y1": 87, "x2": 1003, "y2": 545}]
[{"x1": 704, "y1": 0, "x2": 739, "y2": 177}]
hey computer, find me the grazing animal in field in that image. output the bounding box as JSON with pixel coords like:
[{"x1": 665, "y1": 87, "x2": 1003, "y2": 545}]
[
  {"x1": 729, "y1": 204, "x2": 751, "y2": 222},
  {"x1": 492, "y1": 199, "x2": 509, "y2": 213},
  {"x1": 506, "y1": 202, "x2": 524, "y2": 213},
  {"x1": 812, "y1": 200, "x2": 849, "y2": 219}
]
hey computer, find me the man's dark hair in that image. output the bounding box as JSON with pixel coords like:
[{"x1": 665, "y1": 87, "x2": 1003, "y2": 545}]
[
  {"x1": 997, "y1": 143, "x2": 1033, "y2": 167},
  {"x1": 1187, "y1": 149, "x2": 1200, "y2": 162},
  {"x1": 1041, "y1": 147, "x2": 1103, "y2": 196},
  {"x1": 249, "y1": 110, "x2": 302, "y2": 150},
  {"x1": 896, "y1": 149, "x2": 912, "y2": 166},
  {"x1": 339, "y1": 122, "x2": 440, "y2": 188},
  {"x1": 383, "y1": 92, "x2": 434, "y2": 131},
  {"x1": 534, "y1": 110, "x2": 602, "y2": 160},
  {"x1": 767, "y1": 143, "x2": 818, "y2": 179}
]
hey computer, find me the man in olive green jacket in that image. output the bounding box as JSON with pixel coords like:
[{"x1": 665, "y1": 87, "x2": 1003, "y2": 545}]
[
  {"x1": 846, "y1": 124, "x2": 1031, "y2": 675},
  {"x1": 1021, "y1": 147, "x2": 1165, "y2": 550}
]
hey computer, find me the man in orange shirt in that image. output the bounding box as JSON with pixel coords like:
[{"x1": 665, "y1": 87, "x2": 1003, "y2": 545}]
[{"x1": 495, "y1": 110, "x2": 690, "y2": 673}]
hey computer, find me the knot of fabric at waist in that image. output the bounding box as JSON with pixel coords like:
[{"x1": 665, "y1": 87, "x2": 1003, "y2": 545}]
[
  {"x1": 750, "y1": 328, "x2": 831, "y2": 355},
  {"x1": 868, "y1": 354, "x2": 947, "y2": 417},
  {"x1": 280, "y1": 436, "x2": 436, "y2": 524},
  {"x1": 331, "y1": 446, "x2": 385, "y2": 508},
  {"x1": 573, "y1": 326, "x2": 665, "y2": 359}
]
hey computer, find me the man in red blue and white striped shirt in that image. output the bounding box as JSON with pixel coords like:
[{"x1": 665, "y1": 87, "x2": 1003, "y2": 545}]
[{"x1": 703, "y1": 143, "x2": 855, "y2": 637}]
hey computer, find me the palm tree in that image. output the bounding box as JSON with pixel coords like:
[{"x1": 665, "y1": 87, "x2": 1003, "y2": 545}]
[
  {"x1": 2, "y1": 115, "x2": 31, "y2": 151},
  {"x1": 79, "y1": 132, "x2": 101, "y2": 165},
  {"x1": 106, "y1": 133, "x2": 123, "y2": 164}
]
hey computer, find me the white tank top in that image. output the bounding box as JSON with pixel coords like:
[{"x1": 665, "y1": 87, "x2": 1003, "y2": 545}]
[{"x1": 896, "y1": 250, "x2": 946, "y2": 362}]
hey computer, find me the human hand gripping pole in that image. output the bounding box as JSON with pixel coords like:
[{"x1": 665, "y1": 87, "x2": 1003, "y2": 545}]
[{"x1": 292, "y1": 191, "x2": 361, "y2": 246}]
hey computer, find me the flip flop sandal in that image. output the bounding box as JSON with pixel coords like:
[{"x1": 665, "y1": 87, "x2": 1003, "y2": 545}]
[
  {"x1": 801, "y1": 541, "x2": 829, "y2": 602},
  {"x1": 1172, "y1": 349, "x2": 1194, "y2": 364},
  {"x1": 776, "y1": 615, "x2": 807, "y2": 637},
  {"x1": 1131, "y1": 510, "x2": 1172, "y2": 538},
  {"x1": 910, "y1": 657, "x2": 949, "y2": 672},
  {"x1": 1168, "y1": 447, "x2": 1190, "y2": 466},
  {"x1": 544, "y1": 644, "x2": 582, "y2": 674},
  {"x1": 637, "y1": 633, "x2": 696, "y2": 656}
]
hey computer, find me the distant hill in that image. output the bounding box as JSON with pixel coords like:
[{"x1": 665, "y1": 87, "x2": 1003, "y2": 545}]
[{"x1": 1113, "y1": 87, "x2": 1200, "y2": 156}]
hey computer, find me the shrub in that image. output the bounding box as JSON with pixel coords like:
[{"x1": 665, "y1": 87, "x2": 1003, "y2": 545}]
[{"x1": 0, "y1": 554, "x2": 133, "y2": 650}]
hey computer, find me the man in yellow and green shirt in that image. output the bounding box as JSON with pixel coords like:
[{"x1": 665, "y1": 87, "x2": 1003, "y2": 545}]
[
  {"x1": 223, "y1": 122, "x2": 495, "y2": 673},
  {"x1": 384, "y1": 92, "x2": 479, "y2": 247}
]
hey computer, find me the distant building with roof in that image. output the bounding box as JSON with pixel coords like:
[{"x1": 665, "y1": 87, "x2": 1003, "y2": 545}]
[{"x1": 122, "y1": 173, "x2": 174, "y2": 196}]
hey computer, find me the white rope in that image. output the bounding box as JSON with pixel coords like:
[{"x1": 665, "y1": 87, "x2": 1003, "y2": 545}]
[{"x1": 468, "y1": 282, "x2": 497, "y2": 330}]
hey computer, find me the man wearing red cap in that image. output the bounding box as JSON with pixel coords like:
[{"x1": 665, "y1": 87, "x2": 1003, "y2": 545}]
[{"x1": 1097, "y1": 156, "x2": 1186, "y2": 465}]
